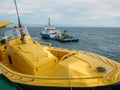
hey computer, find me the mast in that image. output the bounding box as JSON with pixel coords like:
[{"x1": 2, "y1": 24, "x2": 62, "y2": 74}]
[
  {"x1": 13, "y1": 0, "x2": 26, "y2": 43},
  {"x1": 14, "y1": 0, "x2": 22, "y2": 28}
]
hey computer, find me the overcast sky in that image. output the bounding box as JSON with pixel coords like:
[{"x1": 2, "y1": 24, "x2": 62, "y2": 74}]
[{"x1": 0, "y1": 0, "x2": 120, "y2": 27}]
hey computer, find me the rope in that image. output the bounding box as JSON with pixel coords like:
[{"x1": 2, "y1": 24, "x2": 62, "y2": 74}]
[
  {"x1": 67, "y1": 53, "x2": 73, "y2": 90},
  {"x1": 0, "y1": 70, "x2": 1, "y2": 74}
]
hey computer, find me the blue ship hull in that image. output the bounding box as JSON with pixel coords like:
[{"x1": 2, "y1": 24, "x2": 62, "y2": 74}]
[
  {"x1": 55, "y1": 37, "x2": 79, "y2": 42},
  {"x1": 40, "y1": 33, "x2": 79, "y2": 42},
  {"x1": 40, "y1": 33, "x2": 52, "y2": 39}
]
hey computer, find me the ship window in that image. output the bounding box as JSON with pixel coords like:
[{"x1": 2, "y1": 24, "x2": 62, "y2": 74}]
[{"x1": 8, "y1": 55, "x2": 12, "y2": 64}]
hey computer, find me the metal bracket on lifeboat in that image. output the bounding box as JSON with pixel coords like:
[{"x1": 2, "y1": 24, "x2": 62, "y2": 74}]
[
  {"x1": 14, "y1": 0, "x2": 26, "y2": 43},
  {"x1": 18, "y1": 26, "x2": 26, "y2": 43},
  {"x1": 96, "y1": 66, "x2": 106, "y2": 72}
]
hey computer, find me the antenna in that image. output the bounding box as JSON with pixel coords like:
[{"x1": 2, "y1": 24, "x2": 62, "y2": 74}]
[
  {"x1": 48, "y1": 18, "x2": 50, "y2": 26},
  {"x1": 14, "y1": 0, "x2": 22, "y2": 28}
]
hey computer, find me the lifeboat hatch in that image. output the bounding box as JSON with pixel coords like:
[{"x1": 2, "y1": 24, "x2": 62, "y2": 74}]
[{"x1": 8, "y1": 55, "x2": 12, "y2": 64}]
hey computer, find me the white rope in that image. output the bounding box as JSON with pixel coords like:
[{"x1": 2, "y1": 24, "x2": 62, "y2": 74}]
[
  {"x1": 0, "y1": 70, "x2": 1, "y2": 74},
  {"x1": 67, "y1": 53, "x2": 73, "y2": 90}
]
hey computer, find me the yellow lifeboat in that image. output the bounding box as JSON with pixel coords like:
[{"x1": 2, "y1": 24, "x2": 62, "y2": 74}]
[
  {"x1": 0, "y1": 22, "x2": 120, "y2": 90},
  {"x1": 0, "y1": 22, "x2": 12, "y2": 29}
]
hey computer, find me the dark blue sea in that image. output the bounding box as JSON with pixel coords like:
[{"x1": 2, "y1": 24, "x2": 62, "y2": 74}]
[{"x1": 27, "y1": 27, "x2": 120, "y2": 63}]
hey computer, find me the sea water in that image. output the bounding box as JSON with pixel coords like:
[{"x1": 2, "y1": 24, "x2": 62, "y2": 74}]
[{"x1": 28, "y1": 27, "x2": 120, "y2": 62}]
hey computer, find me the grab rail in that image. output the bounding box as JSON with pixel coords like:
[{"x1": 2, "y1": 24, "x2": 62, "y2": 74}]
[
  {"x1": 9, "y1": 74, "x2": 34, "y2": 82},
  {"x1": 32, "y1": 38, "x2": 51, "y2": 47},
  {"x1": 60, "y1": 51, "x2": 92, "y2": 68},
  {"x1": 39, "y1": 42, "x2": 51, "y2": 46},
  {"x1": 60, "y1": 51, "x2": 77, "y2": 61},
  {"x1": 0, "y1": 62, "x2": 104, "y2": 83}
]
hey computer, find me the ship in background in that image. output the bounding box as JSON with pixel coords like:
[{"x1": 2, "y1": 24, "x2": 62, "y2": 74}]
[
  {"x1": 40, "y1": 18, "x2": 61, "y2": 39},
  {"x1": 40, "y1": 18, "x2": 79, "y2": 42}
]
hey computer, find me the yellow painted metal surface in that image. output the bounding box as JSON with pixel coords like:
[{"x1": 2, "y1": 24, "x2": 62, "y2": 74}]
[{"x1": 0, "y1": 22, "x2": 12, "y2": 29}]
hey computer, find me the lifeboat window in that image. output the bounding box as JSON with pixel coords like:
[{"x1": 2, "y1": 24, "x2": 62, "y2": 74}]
[
  {"x1": 0, "y1": 39, "x2": 6, "y2": 45},
  {"x1": 4, "y1": 46, "x2": 6, "y2": 49},
  {"x1": 8, "y1": 55, "x2": 12, "y2": 64},
  {"x1": 5, "y1": 27, "x2": 29, "y2": 40}
]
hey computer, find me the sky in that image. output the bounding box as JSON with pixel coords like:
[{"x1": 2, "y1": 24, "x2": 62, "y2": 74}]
[{"x1": 0, "y1": 0, "x2": 120, "y2": 27}]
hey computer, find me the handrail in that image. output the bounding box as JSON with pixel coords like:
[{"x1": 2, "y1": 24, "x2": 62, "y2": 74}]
[
  {"x1": 9, "y1": 74, "x2": 34, "y2": 82},
  {"x1": 60, "y1": 51, "x2": 92, "y2": 68},
  {"x1": 73, "y1": 55, "x2": 92, "y2": 68},
  {"x1": 32, "y1": 38, "x2": 51, "y2": 46},
  {"x1": 39, "y1": 41, "x2": 51, "y2": 51},
  {"x1": 39, "y1": 41, "x2": 51, "y2": 46},
  {"x1": 18, "y1": 77, "x2": 34, "y2": 82},
  {"x1": 0, "y1": 63, "x2": 104, "y2": 81},
  {"x1": 60, "y1": 51, "x2": 77, "y2": 61}
]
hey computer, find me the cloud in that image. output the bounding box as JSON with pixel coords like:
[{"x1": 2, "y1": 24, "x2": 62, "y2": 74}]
[{"x1": 0, "y1": 0, "x2": 120, "y2": 26}]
